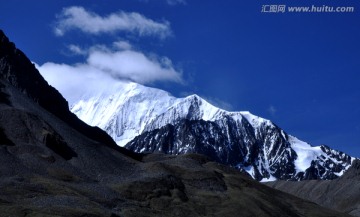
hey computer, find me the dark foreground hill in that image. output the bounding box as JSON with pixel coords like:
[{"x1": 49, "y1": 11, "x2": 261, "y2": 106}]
[
  {"x1": 0, "y1": 29, "x2": 350, "y2": 217},
  {"x1": 266, "y1": 159, "x2": 360, "y2": 217}
]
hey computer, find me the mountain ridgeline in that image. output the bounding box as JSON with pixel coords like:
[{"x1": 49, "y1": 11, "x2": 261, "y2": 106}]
[
  {"x1": 71, "y1": 81, "x2": 355, "y2": 182},
  {"x1": 1, "y1": 29, "x2": 354, "y2": 217}
]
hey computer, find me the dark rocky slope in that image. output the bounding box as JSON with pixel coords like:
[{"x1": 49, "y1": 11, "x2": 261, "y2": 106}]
[
  {"x1": 0, "y1": 29, "x2": 351, "y2": 217},
  {"x1": 126, "y1": 118, "x2": 353, "y2": 181},
  {"x1": 266, "y1": 159, "x2": 360, "y2": 217},
  {"x1": 0, "y1": 32, "x2": 141, "y2": 160}
]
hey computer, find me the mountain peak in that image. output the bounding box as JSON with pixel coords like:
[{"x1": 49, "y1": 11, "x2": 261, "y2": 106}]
[{"x1": 71, "y1": 79, "x2": 356, "y2": 181}]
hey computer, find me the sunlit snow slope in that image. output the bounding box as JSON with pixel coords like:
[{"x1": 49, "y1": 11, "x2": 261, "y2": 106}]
[{"x1": 71, "y1": 81, "x2": 355, "y2": 181}]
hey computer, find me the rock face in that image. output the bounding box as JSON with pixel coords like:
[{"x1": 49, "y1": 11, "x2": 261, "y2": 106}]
[
  {"x1": 0, "y1": 32, "x2": 68, "y2": 117},
  {"x1": 70, "y1": 80, "x2": 355, "y2": 181},
  {"x1": 0, "y1": 29, "x2": 352, "y2": 217},
  {"x1": 0, "y1": 30, "x2": 139, "y2": 160},
  {"x1": 126, "y1": 115, "x2": 354, "y2": 181}
]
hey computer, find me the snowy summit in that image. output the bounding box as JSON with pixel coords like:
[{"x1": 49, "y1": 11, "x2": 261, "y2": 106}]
[{"x1": 71, "y1": 81, "x2": 355, "y2": 181}]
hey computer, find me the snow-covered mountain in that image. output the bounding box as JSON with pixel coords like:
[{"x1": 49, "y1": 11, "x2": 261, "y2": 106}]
[{"x1": 71, "y1": 81, "x2": 355, "y2": 181}]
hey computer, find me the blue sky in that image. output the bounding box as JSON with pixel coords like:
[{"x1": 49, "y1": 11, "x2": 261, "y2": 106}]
[{"x1": 1, "y1": 0, "x2": 360, "y2": 157}]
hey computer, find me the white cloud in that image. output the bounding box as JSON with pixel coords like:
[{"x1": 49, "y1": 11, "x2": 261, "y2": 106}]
[
  {"x1": 202, "y1": 96, "x2": 234, "y2": 111},
  {"x1": 67, "y1": 44, "x2": 87, "y2": 56},
  {"x1": 268, "y1": 105, "x2": 277, "y2": 116},
  {"x1": 54, "y1": 6, "x2": 171, "y2": 38},
  {"x1": 87, "y1": 49, "x2": 182, "y2": 84},
  {"x1": 42, "y1": 6, "x2": 183, "y2": 105},
  {"x1": 113, "y1": 40, "x2": 132, "y2": 50},
  {"x1": 166, "y1": 0, "x2": 186, "y2": 5},
  {"x1": 36, "y1": 62, "x2": 114, "y2": 104},
  {"x1": 138, "y1": 0, "x2": 186, "y2": 5},
  {"x1": 37, "y1": 45, "x2": 183, "y2": 104}
]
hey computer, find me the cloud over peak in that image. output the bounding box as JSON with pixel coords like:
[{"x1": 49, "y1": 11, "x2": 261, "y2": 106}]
[
  {"x1": 87, "y1": 48, "x2": 182, "y2": 84},
  {"x1": 54, "y1": 6, "x2": 171, "y2": 39},
  {"x1": 37, "y1": 44, "x2": 183, "y2": 104}
]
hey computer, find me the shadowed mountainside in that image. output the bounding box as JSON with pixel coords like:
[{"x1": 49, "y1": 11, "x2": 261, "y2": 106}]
[
  {"x1": 0, "y1": 29, "x2": 351, "y2": 217},
  {"x1": 0, "y1": 32, "x2": 142, "y2": 160},
  {"x1": 266, "y1": 159, "x2": 360, "y2": 217}
]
